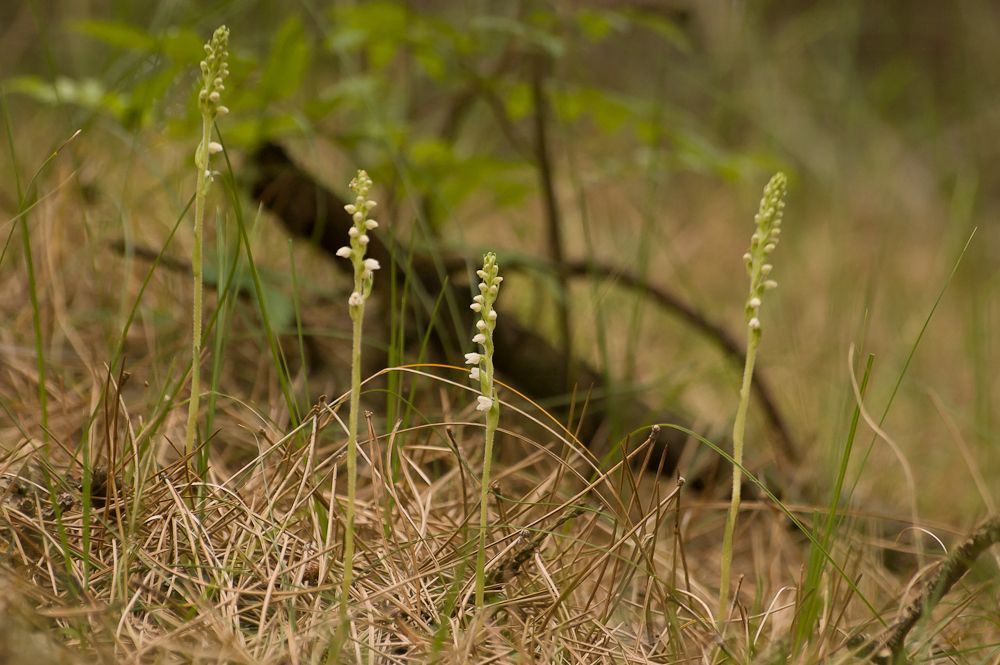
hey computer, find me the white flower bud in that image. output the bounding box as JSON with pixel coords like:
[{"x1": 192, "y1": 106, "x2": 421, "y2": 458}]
[
  {"x1": 473, "y1": 295, "x2": 485, "y2": 303},
  {"x1": 465, "y1": 352, "x2": 481, "y2": 365},
  {"x1": 336, "y1": 246, "x2": 352, "y2": 258},
  {"x1": 748, "y1": 317, "x2": 761, "y2": 330},
  {"x1": 353, "y1": 212, "x2": 363, "y2": 223},
  {"x1": 764, "y1": 280, "x2": 778, "y2": 290},
  {"x1": 208, "y1": 141, "x2": 223, "y2": 154},
  {"x1": 476, "y1": 320, "x2": 487, "y2": 331},
  {"x1": 476, "y1": 396, "x2": 493, "y2": 412},
  {"x1": 487, "y1": 310, "x2": 497, "y2": 321},
  {"x1": 345, "y1": 204, "x2": 357, "y2": 214},
  {"x1": 761, "y1": 264, "x2": 773, "y2": 275},
  {"x1": 348, "y1": 292, "x2": 364, "y2": 307},
  {"x1": 209, "y1": 91, "x2": 220, "y2": 103},
  {"x1": 216, "y1": 105, "x2": 229, "y2": 115},
  {"x1": 477, "y1": 270, "x2": 488, "y2": 279},
  {"x1": 473, "y1": 333, "x2": 486, "y2": 344},
  {"x1": 469, "y1": 367, "x2": 480, "y2": 381},
  {"x1": 348, "y1": 227, "x2": 359, "y2": 238},
  {"x1": 358, "y1": 235, "x2": 369, "y2": 245},
  {"x1": 363, "y1": 258, "x2": 380, "y2": 272},
  {"x1": 749, "y1": 297, "x2": 761, "y2": 308},
  {"x1": 470, "y1": 302, "x2": 482, "y2": 312},
  {"x1": 365, "y1": 219, "x2": 378, "y2": 230},
  {"x1": 366, "y1": 200, "x2": 377, "y2": 209}
]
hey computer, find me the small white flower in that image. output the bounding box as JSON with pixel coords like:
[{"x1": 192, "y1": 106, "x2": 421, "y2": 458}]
[
  {"x1": 345, "y1": 204, "x2": 357, "y2": 214},
  {"x1": 764, "y1": 280, "x2": 778, "y2": 290},
  {"x1": 363, "y1": 258, "x2": 380, "y2": 272},
  {"x1": 749, "y1": 297, "x2": 761, "y2": 308},
  {"x1": 487, "y1": 310, "x2": 497, "y2": 321},
  {"x1": 748, "y1": 317, "x2": 761, "y2": 330},
  {"x1": 761, "y1": 264, "x2": 773, "y2": 275},
  {"x1": 348, "y1": 227, "x2": 359, "y2": 238},
  {"x1": 473, "y1": 295, "x2": 484, "y2": 304},
  {"x1": 336, "y1": 246, "x2": 352, "y2": 258},
  {"x1": 764, "y1": 243, "x2": 776, "y2": 253},
  {"x1": 209, "y1": 91, "x2": 221, "y2": 103},
  {"x1": 476, "y1": 320, "x2": 487, "y2": 331},
  {"x1": 353, "y1": 212, "x2": 363, "y2": 223},
  {"x1": 366, "y1": 200, "x2": 377, "y2": 209},
  {"x1": 477, "y1": 270, "x2": 488, "y2": 279},
  {"x1": 217, "y1": 105, "x2": 229, "y2": 115},
  {"x1": 208, "y1": 141, "x2": 223, "y2": 154},
  {"x1": 359, "y1": 235, "x2": 369, "y2": 245},
  {"x1": 469, "y1": 367, "x2": 480, "y2": 381},
  {"x1": 348, "y1": 291, "x2": 364, "y2": 307},
  {"x1": 365, "y1": 219, "x2": 379, "y2": 230},
  {"x1": 473, "y1": 333, "x2": 486, "y2": 344},
  {"x1": 476, "y1": 395, "x2": 493, "y2": 412},
  {"x1": 464, "y1": 352, "x2": 481, "y2": 365},
  {"x1": 742, "y1": 252, "x2": 752, "y2": 263},
  {"x1": 470, "y1": 302, "x2": 482, "y2": 312}
]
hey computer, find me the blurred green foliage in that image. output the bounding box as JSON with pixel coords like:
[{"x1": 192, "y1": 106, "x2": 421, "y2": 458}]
[{"x1": 2, "y1": 2, "x2": 759, "y2": 221}]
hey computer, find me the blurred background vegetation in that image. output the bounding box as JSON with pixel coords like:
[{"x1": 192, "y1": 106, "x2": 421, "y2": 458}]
[{"x1": 1, "y1": 1, "x2": 996, "y2": 521}]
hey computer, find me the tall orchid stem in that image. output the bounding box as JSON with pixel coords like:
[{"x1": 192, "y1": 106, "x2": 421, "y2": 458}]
[
  {"x1": 184, "y1": 113, "x2": 212, "y2": 467},
  {"x1": 718, "y1": 328, "x2": 759, "y2": 620}
]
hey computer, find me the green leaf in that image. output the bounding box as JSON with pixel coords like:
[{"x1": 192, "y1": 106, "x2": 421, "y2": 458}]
[
  {"x1": 624, "y1": 10, "x2": 691, "y2": 53},
  {"x1": 259, "y1": 16, "x2": 314, "y2": 100},
  {"x1": 160, "y1": 27, "x2": 204, "y2": 62},
  {"x1": 575, "y1": 9, "x2": 627, "y2": 43},
  {"x1": 503, "y1": 83, "x2": 533, "y2": 121},
  {"x1": 5, "y1": 75, "x2": 129, "y2": 121},
  {"x1": 70, "y1": 19, "x2": 156, "y2": 52}
]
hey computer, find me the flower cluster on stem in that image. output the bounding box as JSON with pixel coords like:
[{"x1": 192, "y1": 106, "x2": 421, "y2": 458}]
[
  {"x1": 336, "y1": 170, "x2": 380, "y2": 316},
  {"x1": 741, "y1": 172, "x2": 786, "y2": 334},
  {"x1": 334, "y1": 169, "x2": 379, "y2": 646},
  {"x1": 719, "y1": 172, "x2": 788, "y2": 623},
  {"x1": 468, "y1": 252, "x2": 503, "y2": 608},
  {"x1": 185, "y1": 25, "x2": 230, "y2": 465}
]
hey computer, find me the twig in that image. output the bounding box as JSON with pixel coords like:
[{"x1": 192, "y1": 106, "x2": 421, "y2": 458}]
[
  {"x1": 504, "y1": 256, "x2": 799, "y2": 466},
  {"x1": 864, "y1": 514, "x2": 1000, "y2": 663}
]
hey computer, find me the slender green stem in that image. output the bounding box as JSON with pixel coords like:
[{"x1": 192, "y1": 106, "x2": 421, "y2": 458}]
[
  {"x1": 184, "y1": 114, "x2": 211, "y2": 465},
  {"x1": 718, "y1": 329, "x2": 759, "y2": 620},
  {"x1": 718, "y1": 172, "x2": 786, "y2": 626},
  {"x1": 476, "y1": 401, "x2": 499, "y2": 607},
  {"x1": 339, "y1": 306, "x2": 363, "y2": 635}
]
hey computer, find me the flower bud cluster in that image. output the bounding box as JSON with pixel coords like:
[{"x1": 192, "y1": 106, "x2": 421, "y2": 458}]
[
  {"x1": 465, "y1": 252, "x2": 502, "y2": 412},
  {"x1": 741, "y1": 172, "x2": 787, "y2": 332},
  {"x1": 198, "y1": 26, "x2": 230, "y2": 119},
  {"x1": 336, "y1": 170, "x2": 380, "y2": 313}
]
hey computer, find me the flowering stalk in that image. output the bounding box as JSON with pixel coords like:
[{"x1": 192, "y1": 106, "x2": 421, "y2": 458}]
[
  {"x1": 467, "y1": 252, "x2": 503, "y2": 608},
  {"x1": 335, "y1": 170, "x2": 380, "y2": 632},
  {"x1": 718, "y1": 172, "x2": 787, "y2": 621},
  {"x1": 185, "y1": 25, "x2": 230, "y2": 466}
]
